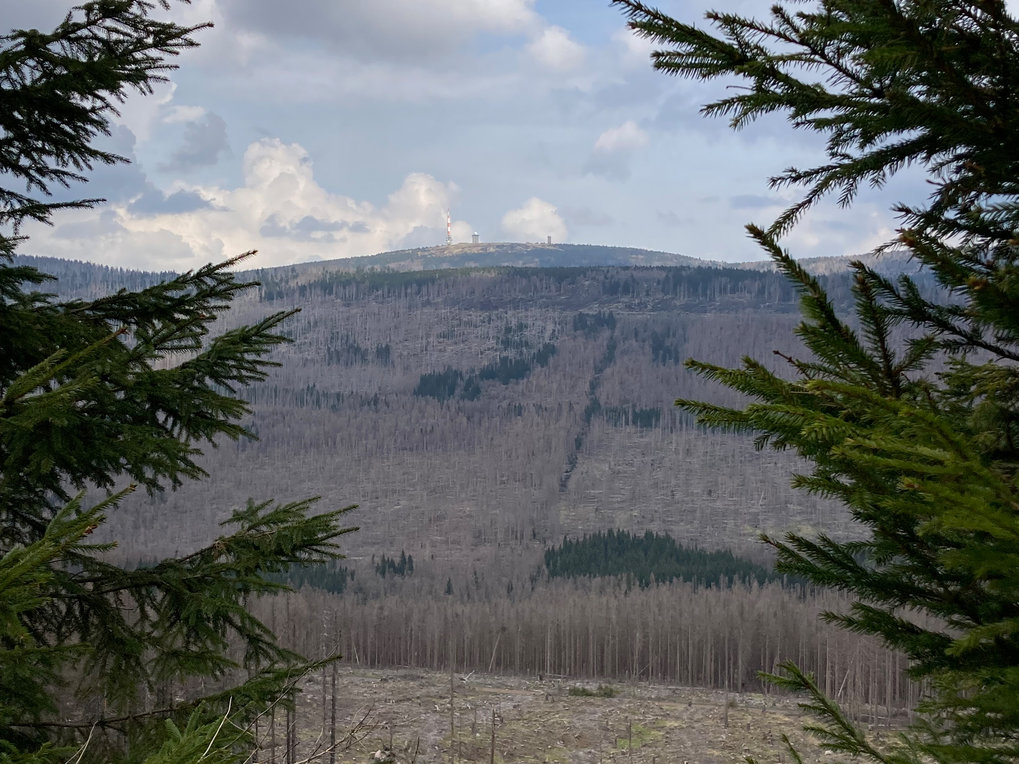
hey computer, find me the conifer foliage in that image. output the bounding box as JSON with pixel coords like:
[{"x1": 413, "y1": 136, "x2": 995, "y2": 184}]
[
  {"x1": 544, "y1": 530, "x2": 778, "y2": 589},
  {"x1": 0, "y1": 3, "x2": 355, "y2": 762},
  {"x1": 615, "y1": 0, "x2": 1019, "y2": 762}
]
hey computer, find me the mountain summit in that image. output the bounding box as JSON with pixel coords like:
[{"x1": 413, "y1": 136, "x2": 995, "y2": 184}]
[{"x1": 289, "y1": 241, "x2": 712, "y2": 274}]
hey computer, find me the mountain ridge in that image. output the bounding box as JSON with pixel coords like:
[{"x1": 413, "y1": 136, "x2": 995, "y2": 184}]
[
  {"x1": 283, "y1": 241, "x2": 715, "y2": 274},
  {"x1": 13, "y1": 244, "x2": 930, "y2": 573},
  {"x1": 16, "y1": 240, "x2": 916, "y2": 288}
]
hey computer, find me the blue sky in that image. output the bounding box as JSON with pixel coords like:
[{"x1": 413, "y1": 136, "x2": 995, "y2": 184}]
[{"x1": 9, "y1": 0, "x2": 927, "y2": 271}]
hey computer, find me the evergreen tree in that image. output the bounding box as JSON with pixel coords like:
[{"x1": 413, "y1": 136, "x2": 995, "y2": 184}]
[
  {"x1": 543, "y1": 529, "x2": 777, "y2": 588},
  {"x1": 615, "y1": 0, "x2": 1019, "y2": 762},
  {"x1": 0, "y1": 3, "x2": 356, "y2": 762}
]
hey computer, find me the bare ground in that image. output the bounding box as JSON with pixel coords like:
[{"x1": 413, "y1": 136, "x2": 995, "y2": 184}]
[{"x1": 284, "y1": 667, "x2": 873, "y2": 764}]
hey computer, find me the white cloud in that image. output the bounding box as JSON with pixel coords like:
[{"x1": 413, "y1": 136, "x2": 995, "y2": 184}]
[
  {"x1": 22, "y1": 207, "x2": 202, "y2": 270},
  {"x1": 165, "y1": 105, "x2": 207, "y2": 124},
  {"x1": 110, "y1": 81, "x2": 177, "y2": 143},
  {"x1": 594, "y1": 120, "x2": 649, "y2": 153},
  {"x1": 450, "y1": 221, "x2": 474, "y2": 243},
  {"x1": 26, "y1": 139, "x2": 466, "y2": 270},
  {"x1": 612, "y1": 26, "x2": 655, "y2": 69},
  {"x1": 526, "y1": 26, "x2": 586, "y2": 72},
  {"x1": 164, "y1": 112, "x2": 229, "y2": 171},
  {"x1": 445, "y1": 0, "x2": 539, "y2": 32},
  {"x1": 585, "y1": 120, "x2": 650, "y2": 181},
  {"x1": 184, "y1": 39, "x2": 524, "y2": 105},
  {"x1": 196, "y1": 0, "x2": 595, "y2": 106},
  {"x1": 501, "y1": 197, "x2": 567, "y2": 242},
  {"x1": 165, "y1": 2, "x2": 597, "y2": 108},
  {"x1": 217, "y1": 0, "x2": 540, "y2": 62},
  {"x1": 19, "y1": 0, "x2": 902, "y2": 267},
  {"x1": 784, "y1": 210, "x2": 897, "y2": 259}
]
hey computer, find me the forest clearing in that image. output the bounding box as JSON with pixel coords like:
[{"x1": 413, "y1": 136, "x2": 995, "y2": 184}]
[{"x1": 278, "y1": 667, "x2": 892, "y2": 764}]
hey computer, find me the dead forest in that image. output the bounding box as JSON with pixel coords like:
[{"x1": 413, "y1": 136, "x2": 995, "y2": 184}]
[{"x1": 23, "y1": 247, "x2": 937, "y2": 714}]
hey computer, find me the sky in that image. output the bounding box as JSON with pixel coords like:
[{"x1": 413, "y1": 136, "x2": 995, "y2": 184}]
[{"x1": 9, "y1": 0, "x2": 930, "y2": 271}]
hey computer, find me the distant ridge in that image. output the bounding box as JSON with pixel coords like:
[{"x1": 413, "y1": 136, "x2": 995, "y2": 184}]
[
  {"x1": 16, "y1": 242, "x2": 923, "y2": 287},
  {"x1": 280, "y1": 242, "x2": 714, "y2": 276},
  {"x1": 735, "y1": 249, "x2": 920, "y2": 277},
  {"x1": 271, "y1": 242, "x2": 922, "y2": 280}
]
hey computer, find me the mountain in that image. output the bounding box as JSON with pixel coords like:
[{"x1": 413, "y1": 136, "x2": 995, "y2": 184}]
[
  {"x1": 20, "y1": 243, "x2": 943, "y2": 579},
  {"x1": 288, "y1": 241, "x2": 921, "y2": 277},
  {"x1": 280, "y1": 241, "x2": 714, "y2": 275},
  {"x1": 12, "y1": 246, "x2": 928, "y2": 705},
  {"x1": 13, "y1": 246, "x2": 887, "y2": 578}
]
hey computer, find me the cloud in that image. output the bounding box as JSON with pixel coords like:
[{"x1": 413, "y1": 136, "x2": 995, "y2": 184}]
[
  {"x1": 657, "y1": 210, "x2": 692, "y2": 227},
  {"x1": 23, "y1": 138, "x2": 472, "y2": 270},
  {"x1": 259, "y1": 214, "x2": 371, "y2": 240},
  {"x1": 128, "y1": 189, "x2": 214, "y2": 215},
  {"x1": 202, "y1": 0, "x2": 599, "y2": 106},
  {"x1": 2, "y1": 1, "x2": 75, "y2": 32},
  {"x1": 526, "y1": 26, "x2": 585, "y2": 72},
  {"x1": 25, "y1": 207, "x2": 199, "y2": 270},
  {"x1": 501, "y1": 198, "x2": 567, "y2": 242},
  {"x1": 612, "y1": 26, "x2": 655, "y2": 69},
  {"x1": 585, "y1": 120, "x2": 649, "y2": 180},
  {"x1": 164, "y1": 112, "x2": 229, "y2": 171},
  {"x1": 165, "y1": 105, "x2": 208, "y2": 124},
  {"x1": 42, "y1": 124, "x2": 150, "y2": 206},
  {"x1": 784, "y1": 209, "x2": 897, "y2": 258},
  {"x1": 217, "y1": 0, "x2": 540, "y2": 62},
  {"x1": 111, "y1": 80, "x2": 178, "y2": 143},
  {"x1": 594, "y1": 120, "x2": 648, "y2": 153},
  {"x1": 561, "y1": 205, "x2": 613, "y2": 227},
  {"x1": 114, "y1": 139, "x2": 461, "y2": 268},
  {"x1": 729, "y1": 194, "x2": 782, "y2": 210}
]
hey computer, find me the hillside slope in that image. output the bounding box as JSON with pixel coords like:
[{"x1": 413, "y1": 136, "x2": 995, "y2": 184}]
[
  {"x1": 20, "y1": 245, "x2": 937, "y2": 576},
  {"x1": 23, "y1": 254, "x2": 872, "y2": 577}
]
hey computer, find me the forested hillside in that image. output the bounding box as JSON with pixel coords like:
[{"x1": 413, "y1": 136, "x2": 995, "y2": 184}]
[
  {"x1": 19, "y1": 247, "x2": 939, "y2": 575},
  {"x1": 17, "y1": 246, "x2": 932, "y2": 713},
  {"x1": 45, "y1": 251, "x2": 868, "y2": 568}
]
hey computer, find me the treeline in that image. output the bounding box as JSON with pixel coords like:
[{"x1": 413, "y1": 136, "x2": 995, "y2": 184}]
[
  {"x1": 374, "y1": 551, "x2": 414, "y2": 578},
  {"x1": 268, "y1": 553, "x2": 416, "y2": 591},
  {"x1": 12, "y1": 254, "x2": 175, "y2": 297},
  {"x1": 414, "y1": 342, "x2": 558, "y2": 402},
  {"x1": 275, "y1": 267, "x2": 458, "y2": 302},
  {"x1": 267, "y1": 561, "x2": 355, "y2": 595},
  {"x1": 260, "y1": 580, "x2": 921, "y2": 718},
  {"x1": 325, "y1": 333, "x2": 393, "y2": 366},
  {"x1": 258, "y1": 263, "x2": 856, "y2": 310},
  {"x1": 573, "y1": 310, "x2": 617, "y2": 336},
  {"x1": 544, "y1": 530, "x2": 781, "y2": 588}
]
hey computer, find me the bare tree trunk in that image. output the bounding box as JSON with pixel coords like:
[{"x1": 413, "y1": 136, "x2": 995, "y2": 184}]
[
  {"x1": 487, "y1": 628, "x2": 503, "y2": 674},
  {"x1": 286, "y1": 705, "x2": 295, "y2": 764},
  {"x1": 449, "y1": 636, "x2": 455, "y2": 764},
  {"x1": 330, "y1": 661, "x2": 337, "y2": 764},
  {"x1": 490, "y1": 709, "x2": 496, "y2": 764},
  {"x1": 270, "y1": 708, "x2": 276, "y2": 764}
]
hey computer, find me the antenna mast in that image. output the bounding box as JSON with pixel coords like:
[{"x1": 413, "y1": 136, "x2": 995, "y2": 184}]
[{"x1": 446, "y1": 209, "x2": 453, "y2": 246}]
